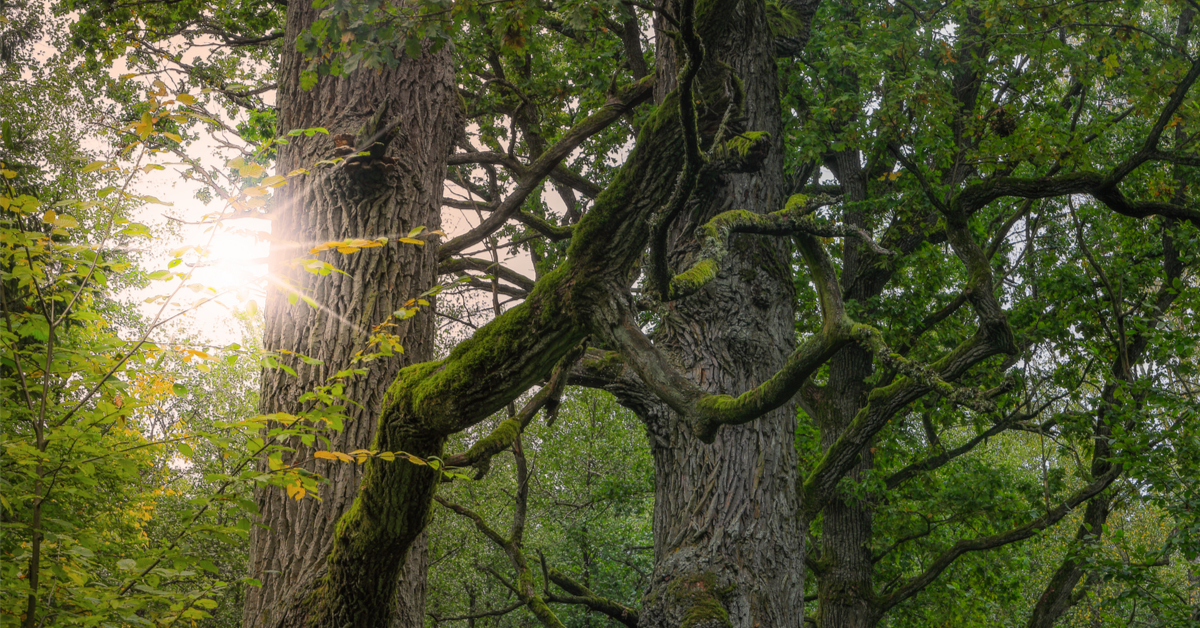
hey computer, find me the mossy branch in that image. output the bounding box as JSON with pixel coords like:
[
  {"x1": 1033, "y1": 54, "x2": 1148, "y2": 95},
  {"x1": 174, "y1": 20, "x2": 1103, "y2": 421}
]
[
  {"x1": 647, "y1": 0, "x2": 708, "y2": 300},
  {"x1": 546, "y1": 566, "x2": 640, "y2": 628},
  {"x1": 666, "y1": 194, "x2": 893, "y2": 301},
  {"x1": 441, "y1": 343, "x2": 585, "y2": 476},
  {"x1": 592, "y1": 292, "x2": 851, "y2": 443}
]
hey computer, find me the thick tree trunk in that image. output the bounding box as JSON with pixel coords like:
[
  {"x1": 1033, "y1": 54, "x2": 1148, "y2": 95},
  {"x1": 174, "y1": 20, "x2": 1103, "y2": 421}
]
[
  {"x1": 241, "y1": 3, "x2": 457, "y2": 626},
  {"x1": 635, "y1": 2, "x2": 805, "y2": 627}
]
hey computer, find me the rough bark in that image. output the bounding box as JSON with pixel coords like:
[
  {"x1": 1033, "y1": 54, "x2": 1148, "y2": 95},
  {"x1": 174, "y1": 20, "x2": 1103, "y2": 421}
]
[
  {"x1": 631, "y1": 2, "x2": 805, "y2": 627},
  {"x1": 241, "y1": 2, "x2": 458, "y2": 626}
]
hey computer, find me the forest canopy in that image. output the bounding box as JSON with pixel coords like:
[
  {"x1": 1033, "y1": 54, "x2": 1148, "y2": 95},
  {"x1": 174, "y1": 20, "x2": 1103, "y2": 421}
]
[{"x1": 2, "y1": 0, "x2": 1199, "y2": 627}]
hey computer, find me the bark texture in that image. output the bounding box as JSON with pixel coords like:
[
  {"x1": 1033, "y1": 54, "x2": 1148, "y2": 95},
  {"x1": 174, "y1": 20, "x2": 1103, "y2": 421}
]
[
  {"x1": 241, "y1": 2, "x2": 457, "y2": 626},
  {"x1": 633, "y1": 2, "x2": 805, "y2": 627}
]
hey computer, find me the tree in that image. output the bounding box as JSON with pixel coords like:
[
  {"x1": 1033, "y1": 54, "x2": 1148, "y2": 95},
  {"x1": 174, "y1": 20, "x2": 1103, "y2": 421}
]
[
  {"x1": 46, "y1": 0, "x2": 1200, "y2": 626},
  {"x1": 238, "y1": 5, "x2": 461, "y2": 628}
]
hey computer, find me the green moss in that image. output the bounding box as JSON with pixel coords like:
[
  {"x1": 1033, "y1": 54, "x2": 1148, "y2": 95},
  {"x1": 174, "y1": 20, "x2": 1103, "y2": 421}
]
[
  {"x1": 585, "y1": 351, "x2": 626, "y2": 381},
  {"x1": 668, "y1": 572, "x2": 733, "y2": 628},
  {"x1": 671, "y1": 258, "x2": 720, "y2": 297},
  {"x1": 784, "y1": 193, "x2": 809, "y2": 212},
  {"x1": 725, "y1": 131, "x2": 769, "y2": 157},
  {"x1": 681, "y1": 598, "x2": 730, "y2": 628},
  {"x1": 465, "y1": 419, "x2": 520, "y2": 461}
]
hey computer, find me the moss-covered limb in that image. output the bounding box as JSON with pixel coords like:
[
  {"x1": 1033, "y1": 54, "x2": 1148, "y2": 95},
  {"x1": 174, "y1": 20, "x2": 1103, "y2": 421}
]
[
  {"x1": 546, "y1": 567, "x2": 640, "y2": 628},
  {"x1": 381, "y1": 266, "x2": 587, "y2": 438},
  {"x1": 589, "y1": 291, "x2": 709, "y2": 421},
  {"x1": 646, "y1": 0, "x2": 712, "y2": 299},
  {"x1": 853, "y1": 325, "x2": 998, "y2": 414},
  {"x1": 442, "y1": 342, "x2": 584, "y2": 470},
  {"x1": 801, "y1": 329, "x2": 1009, "y2": 518},
  {"x1": 590, "y1": 288, "x2": 847, "y2": 443},
  {"x1": 692, "y1": 330, "x2": 849, "y2": 441},
  {"x1": 439, "y1": 75, "x2": 655, "y2": 261},
  {"x1": 666, "y1": 194, "x2": 891, "y2": 301},
  {"x1": 316, "y1": 432, "x2": 445, "y2": 628},
  {"x1": 439, "y1": 257, "x2": 536, "y2": 291}
]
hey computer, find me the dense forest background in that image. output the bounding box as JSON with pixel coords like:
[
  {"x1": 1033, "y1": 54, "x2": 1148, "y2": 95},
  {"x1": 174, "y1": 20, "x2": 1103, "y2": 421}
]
[{"x1": 3, "y1": 0, "x2": 1199, "y2": 626}]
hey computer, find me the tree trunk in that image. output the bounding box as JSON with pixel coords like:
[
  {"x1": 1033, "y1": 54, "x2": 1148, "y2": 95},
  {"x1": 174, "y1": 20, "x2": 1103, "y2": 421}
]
[
  {"x1": 812, "y1": 150, "x2": 884, "y2": 628},
  {"x1": 241, "y1": 3, "x2": 458, "y2": 626},
  {"x1": 635, "y1": 2, "x2": 805, "y2": 627}
]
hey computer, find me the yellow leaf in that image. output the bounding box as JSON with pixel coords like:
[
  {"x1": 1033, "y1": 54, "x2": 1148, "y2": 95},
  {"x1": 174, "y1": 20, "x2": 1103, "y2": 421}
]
[
  {"x1": 1, "y1": 169, "x2": 16, "y2": 179},
  {"x1": 239, "y1": 163, "x2": 266, "y2": 178},
  {"x1": 261, "y1": 175, "x2": 287, "y2": 188},
  {"x1": 164, "y1": 132, "x2": 183, "y2": 142},
  {"x1": 82, "y1": 161, "x2": 106, "y2": 173},
  {"x1": 406, "y1": 455, "x2": 427, "y2": 466},
  {"x1": 176, "y1": 93, "x2": 196, "y2": 105},
  {"x1": 398, "y1": 238, "x2": 425, "y2": 245},
  {"x1": 336, "y1": 246, "x2": 360, "y2": 254},
  {"x1": 287, "y1": 168, "x2": 310, "y2": 177},
  {"x1": 42, "y1": 210, "x2": 57, "y2": 223},
  {"x1": 243, "y1": 186, "x2": 268, "y2": 197},
  {"x1": 136, "y1": 111, "x2": 155, "y2": 139},
  {"x1": 314, "y1": 451, "x2": 339, "y2": 460},
  {"x1": 377, "y1": 451, "x2": 396, "y2": 461}
]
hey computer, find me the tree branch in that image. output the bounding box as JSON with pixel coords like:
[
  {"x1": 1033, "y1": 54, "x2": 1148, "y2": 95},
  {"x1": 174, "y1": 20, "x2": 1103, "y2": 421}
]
[
  {"x1": 546, "y1": 567, "x2": 639, "y2": 628},
  {"x1": 880, "y1": 464, "x2": 1122, "y2": 612},
  {"x1": 439, "y1": 76, "x2": 654, "y2": 261}
]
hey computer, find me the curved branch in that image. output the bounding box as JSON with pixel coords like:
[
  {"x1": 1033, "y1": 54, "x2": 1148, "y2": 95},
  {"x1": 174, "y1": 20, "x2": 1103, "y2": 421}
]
[
  {"x1": 667, "y1": 194, "x2": 892, "y2": 301},
  {"x1": 879, "y1": 464, "x2": 1122, "y2": 612},
  {"x1": 647, "y1": 0, "x2": 707, "y2": 298},
  {"x1": 439, "y1": 257, "x2": 536, "y2": 291},
  {"x1": 439, "y1": 76, "x2": 654, "y2": 261},
  {"x1": 447, "y1": 151, "x2": 604, "y2": 198},
  {"x1": 952, "y1": 171, "x2": 1200, "y2": 227},
  {"x1": 590, "y1": 289, "x2": 850, "y2": 443},
  {"x1": 546, "y1": 568, "x2": 639, "y2": 628},
  {"x1": 441, "y1": 343, "x2": 585, "y2": 472}
]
